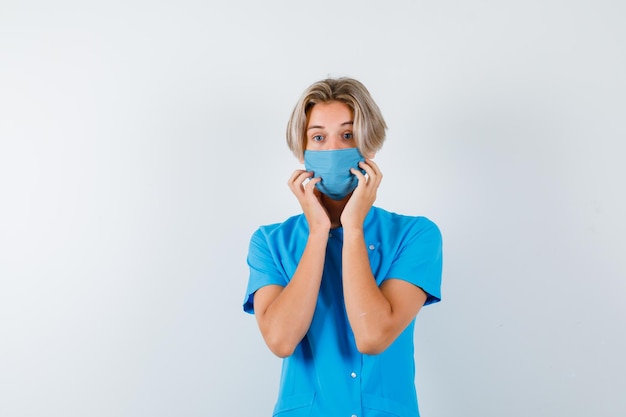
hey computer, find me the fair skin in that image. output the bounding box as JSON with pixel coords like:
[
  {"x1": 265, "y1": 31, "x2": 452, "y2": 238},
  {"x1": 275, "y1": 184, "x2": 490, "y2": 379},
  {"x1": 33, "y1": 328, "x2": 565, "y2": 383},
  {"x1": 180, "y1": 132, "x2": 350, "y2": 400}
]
[{"x1": 254, "y1": 100, "x2": 427, "y2": 357}]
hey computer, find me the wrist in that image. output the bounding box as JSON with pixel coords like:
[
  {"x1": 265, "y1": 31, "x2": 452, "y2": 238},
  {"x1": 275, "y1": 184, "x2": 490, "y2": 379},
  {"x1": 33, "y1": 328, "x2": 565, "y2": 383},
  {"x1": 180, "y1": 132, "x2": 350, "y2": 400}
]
[
  {"x1": 308, "y1": 227, "x2": 331, "y2": 240},
  {"x1": 341, "y1": 225, "x2": 364, "y2": 238}
]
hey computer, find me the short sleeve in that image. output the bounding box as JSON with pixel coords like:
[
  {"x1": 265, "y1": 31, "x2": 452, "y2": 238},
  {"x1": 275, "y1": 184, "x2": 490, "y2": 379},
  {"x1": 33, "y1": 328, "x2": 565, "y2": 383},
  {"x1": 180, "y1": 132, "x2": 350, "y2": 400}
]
[
  {"x1": 385, "y1": 218, "x2": 443, "y2": 306},
  {"x1": 243, "y1": 227, "x2": 288, "y2": 314}
]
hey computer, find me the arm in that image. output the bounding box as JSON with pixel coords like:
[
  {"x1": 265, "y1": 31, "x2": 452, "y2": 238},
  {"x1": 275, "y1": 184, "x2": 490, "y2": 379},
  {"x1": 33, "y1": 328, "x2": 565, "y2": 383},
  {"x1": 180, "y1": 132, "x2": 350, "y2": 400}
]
[
  {"x1": 253, "y1": 170, "x2": 330, "y2": 358},
  {"x1": 341, "y1": 159, "x2": 427, "y2": 354},
  {"x1": 342, "y1": 229, "x2": 427, "y2": 354}
]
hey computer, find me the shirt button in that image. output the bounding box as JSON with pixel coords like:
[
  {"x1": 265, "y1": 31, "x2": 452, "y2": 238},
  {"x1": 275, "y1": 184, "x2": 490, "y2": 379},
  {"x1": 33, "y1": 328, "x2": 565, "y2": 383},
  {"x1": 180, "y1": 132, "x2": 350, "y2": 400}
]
[
  {"x1": 368, "y1": 244, "x2": 375, "y2": 250},
  {"x1": 350, "y1": 372, "x2": 357, "y2": 378},
  {"x1": 351, "y1": 415, "x2": 358, "y2": 417},
  {"x1": 329, "y1": 232, "x2": 332, "y2": 238}
]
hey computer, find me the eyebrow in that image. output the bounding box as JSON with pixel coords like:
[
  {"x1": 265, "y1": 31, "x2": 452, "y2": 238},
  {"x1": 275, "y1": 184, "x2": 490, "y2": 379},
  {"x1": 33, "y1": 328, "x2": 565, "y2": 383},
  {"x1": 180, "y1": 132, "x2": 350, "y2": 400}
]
[{"x1": 307, "y1": 121, "x2": 354, "y2": 130}]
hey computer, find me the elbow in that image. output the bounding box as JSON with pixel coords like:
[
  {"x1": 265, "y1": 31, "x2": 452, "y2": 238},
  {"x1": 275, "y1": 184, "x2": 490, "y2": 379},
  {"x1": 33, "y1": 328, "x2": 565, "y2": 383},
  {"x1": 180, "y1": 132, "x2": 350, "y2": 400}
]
[
  {"x1": 270, "y1": 344, "x2": 296, "y2": 358},
  {"x1": 265, "y1": 335, "x2": 298, "y2": 358},
  {"x1": 258, "y1": 318, "x2": 301, "y2": 358},
  {"x1": 354, "y1": 332, "x2": 391, "y2": 355}
]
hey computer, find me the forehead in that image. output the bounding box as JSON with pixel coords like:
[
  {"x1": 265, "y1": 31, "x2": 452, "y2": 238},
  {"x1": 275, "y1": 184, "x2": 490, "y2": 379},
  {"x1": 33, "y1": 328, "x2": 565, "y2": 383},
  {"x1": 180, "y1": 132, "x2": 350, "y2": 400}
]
[{"x1": 307, "y1": 101, "x2": 353, "y2": 127}]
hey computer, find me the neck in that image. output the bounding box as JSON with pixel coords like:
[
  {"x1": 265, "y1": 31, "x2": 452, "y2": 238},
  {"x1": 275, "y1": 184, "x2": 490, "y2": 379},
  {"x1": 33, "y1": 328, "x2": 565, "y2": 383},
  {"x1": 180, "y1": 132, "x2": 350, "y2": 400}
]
[{"x1": 320, "y1": 193, "x2": 351, "y2": 229}]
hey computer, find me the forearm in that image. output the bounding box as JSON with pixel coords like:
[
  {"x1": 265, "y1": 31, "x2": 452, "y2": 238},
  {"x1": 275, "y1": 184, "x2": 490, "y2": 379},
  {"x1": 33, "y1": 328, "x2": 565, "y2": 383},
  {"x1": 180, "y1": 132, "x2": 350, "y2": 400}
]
[
  {"x1": 259, "y1": 230, "x2": 328, "y2": 356},
  {"x1": 342, "y1": 227, "x2": 394, "y2": 354}
]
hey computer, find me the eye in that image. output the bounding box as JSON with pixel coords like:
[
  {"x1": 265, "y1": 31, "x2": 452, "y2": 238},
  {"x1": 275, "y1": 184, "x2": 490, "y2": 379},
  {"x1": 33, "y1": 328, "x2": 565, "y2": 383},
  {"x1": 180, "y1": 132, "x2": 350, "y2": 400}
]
[
  {"x1": 312, "y1": 135, "x2": 324, "y2": 142},
  {"x1": 343, "y1": 132, "x2": 354, "y2": 140}
]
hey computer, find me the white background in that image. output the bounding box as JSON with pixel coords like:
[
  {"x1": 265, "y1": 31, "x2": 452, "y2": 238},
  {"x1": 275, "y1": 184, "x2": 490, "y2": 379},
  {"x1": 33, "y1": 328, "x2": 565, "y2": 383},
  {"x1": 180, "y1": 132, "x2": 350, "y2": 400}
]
[{"x1": 1, "y1": 1, "x2": 625, "y2": 416}]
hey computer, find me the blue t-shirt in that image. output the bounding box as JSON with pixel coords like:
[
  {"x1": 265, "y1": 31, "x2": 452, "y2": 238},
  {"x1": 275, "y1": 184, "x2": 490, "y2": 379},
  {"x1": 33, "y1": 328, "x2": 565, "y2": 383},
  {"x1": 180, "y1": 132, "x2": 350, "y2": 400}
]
[{"x1": 244, "y1": 206, "x2": 443, "y2": 417}]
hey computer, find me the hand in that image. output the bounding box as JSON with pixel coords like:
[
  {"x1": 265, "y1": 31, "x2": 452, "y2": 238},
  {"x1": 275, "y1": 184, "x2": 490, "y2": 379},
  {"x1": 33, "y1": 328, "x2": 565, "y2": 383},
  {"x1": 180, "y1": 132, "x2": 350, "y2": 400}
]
[
  {"x1": 340, "y1": 159, "x2": 382, "y2": 229},
  {"x1": 288, "y1": 170, "x2": 331, "y2": 233}
]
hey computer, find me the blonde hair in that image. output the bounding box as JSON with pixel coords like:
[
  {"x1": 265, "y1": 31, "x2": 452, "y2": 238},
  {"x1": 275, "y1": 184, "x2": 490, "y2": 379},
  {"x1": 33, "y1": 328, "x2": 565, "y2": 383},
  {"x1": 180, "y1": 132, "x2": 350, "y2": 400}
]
[{"x1": 286, "y1": 77, "x2": 387, "y2": 159}]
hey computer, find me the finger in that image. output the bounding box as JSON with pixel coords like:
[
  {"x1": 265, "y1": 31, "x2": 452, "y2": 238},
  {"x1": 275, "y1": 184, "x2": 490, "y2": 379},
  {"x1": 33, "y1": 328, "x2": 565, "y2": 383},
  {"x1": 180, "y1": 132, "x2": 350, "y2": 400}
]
[
  {"x1": 288, "y1": 169, "x2": 311, "y2": 184},
  {"x1": 350, "y1": 167, "x2": 367, "y2": 184},
  {"x1": 363, "y1": 158, "x2": 382, "y2": 177},
  {"x1": 288, "y1": 170, "x2": 312, "y2": 190},
  {"x1": 356, "y1": 160, "x2": 375, "y2": 178},
  {"x1": 304, "y1": 177, "x2": 322, "y2": 194},
  {"x1": 351, "y1": 166, "x2": 379, "y2": 191},
  {"x1": 358, "y1": 160, "x2": 382, "y2": 186}
]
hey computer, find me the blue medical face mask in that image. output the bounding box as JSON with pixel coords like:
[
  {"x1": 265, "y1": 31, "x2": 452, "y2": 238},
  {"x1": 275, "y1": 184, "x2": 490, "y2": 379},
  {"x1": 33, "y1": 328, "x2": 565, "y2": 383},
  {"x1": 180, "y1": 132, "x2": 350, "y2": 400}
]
[{"x1": 303, "y1": 148, "x2": 365, "y2": 200}]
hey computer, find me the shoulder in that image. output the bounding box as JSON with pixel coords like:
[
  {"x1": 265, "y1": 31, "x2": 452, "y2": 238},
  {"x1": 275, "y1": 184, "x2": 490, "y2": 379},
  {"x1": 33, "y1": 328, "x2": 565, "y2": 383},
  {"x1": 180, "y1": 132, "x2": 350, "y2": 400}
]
[
  {"x1": 254, "y1": 213, "x2": 306, "y2": 236},
  {"x1": 367, "y1": 207, "x2": 442, "y2": 241},
  {"x1": 250, "y1": 213, "x2": 309, "y2": 248}
]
